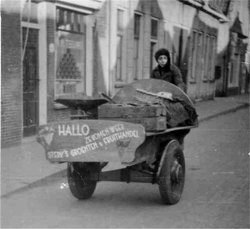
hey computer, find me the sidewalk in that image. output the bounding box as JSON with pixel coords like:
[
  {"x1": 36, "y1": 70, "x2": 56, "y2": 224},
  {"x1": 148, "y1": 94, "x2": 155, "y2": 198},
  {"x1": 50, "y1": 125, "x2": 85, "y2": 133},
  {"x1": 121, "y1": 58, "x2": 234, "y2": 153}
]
[
  {"x1": 195, "y1": 94, "x2": 249, "y2": 122},
  {"x1": 1, "y1": 94, "x2": 249, "y2": 198}
]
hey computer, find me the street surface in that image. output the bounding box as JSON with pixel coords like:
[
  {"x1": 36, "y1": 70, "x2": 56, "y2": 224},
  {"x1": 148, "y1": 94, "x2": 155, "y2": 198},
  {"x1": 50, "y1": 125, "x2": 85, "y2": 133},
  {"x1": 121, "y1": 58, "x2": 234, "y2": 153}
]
[{"x1": 1, "y1": 108, "x2": 249, "y2": 228}]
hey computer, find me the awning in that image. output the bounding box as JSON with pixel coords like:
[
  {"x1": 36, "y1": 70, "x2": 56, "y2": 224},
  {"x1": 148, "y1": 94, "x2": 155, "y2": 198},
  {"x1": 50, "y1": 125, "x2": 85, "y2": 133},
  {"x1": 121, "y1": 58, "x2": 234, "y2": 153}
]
[
  {"x1": 56, "y1": 0, "x2": 105, "y2": 11},
  {"x1": 180, "y1": 0, "x2": 229, "y2": 23},
  {"x1": 32, "y1": 0, "x2": 105, "y2": 14}
]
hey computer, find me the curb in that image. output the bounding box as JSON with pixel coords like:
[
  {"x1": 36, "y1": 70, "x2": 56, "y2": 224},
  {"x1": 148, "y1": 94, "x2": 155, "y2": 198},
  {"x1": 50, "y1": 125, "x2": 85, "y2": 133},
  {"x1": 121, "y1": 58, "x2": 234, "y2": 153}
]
[
  {"x1": 1, "y1": 169, "x2": 67, "y2": 199},
  {"x1": 198, "y1": 102, "x2": 249, "y2": 123},
  {"x1": 1, "y1": 102, "x2": 249, "y2": 198}
]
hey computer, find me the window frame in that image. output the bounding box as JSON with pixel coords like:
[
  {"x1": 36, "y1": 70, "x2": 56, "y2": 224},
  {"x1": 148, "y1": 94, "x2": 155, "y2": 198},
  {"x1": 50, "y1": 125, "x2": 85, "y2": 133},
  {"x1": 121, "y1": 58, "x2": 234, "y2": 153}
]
[
  {"x1": 203, "y1": 34, "x2": 210, "y2": 81},
  {"x1": 189, "y1": 30, "x2": 217, "y2": 84},
  {"x1": 150, "y1": 17, "x2": 159, "y2": 73},
  {"x1": 151, "y1": 17, "x2": 158, "y2": 41},
  {"x1": 197, "y1": 31, "x2": 204, "y2": 81},
  {"x1": 209, "y1": 36, "x2": 216, "y2": 81}
]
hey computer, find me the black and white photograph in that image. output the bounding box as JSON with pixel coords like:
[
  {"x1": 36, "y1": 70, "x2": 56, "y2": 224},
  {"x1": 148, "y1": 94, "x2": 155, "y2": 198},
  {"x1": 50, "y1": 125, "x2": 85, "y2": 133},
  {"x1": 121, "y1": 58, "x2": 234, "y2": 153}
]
[{"x1": 1, "y1": 0, "x2": 249, "y2": 228}]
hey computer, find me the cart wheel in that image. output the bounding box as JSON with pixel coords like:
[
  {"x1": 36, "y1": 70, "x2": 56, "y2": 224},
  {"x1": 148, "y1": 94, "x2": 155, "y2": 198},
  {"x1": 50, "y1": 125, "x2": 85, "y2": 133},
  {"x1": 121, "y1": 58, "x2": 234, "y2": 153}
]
[
  {"x1": 157, "y1": 140, "x2": 185, "y2": 205},
  {"x1": 67, "y1": 162, "x2": 99, "y2": 200}
]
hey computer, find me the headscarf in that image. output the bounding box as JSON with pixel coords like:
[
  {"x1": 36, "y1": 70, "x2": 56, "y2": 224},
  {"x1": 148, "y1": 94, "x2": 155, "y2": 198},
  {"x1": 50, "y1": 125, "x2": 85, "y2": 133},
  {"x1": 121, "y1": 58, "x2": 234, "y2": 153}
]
[{"x1": 154, "y1": 48, "x2": 171, "y2": 71}]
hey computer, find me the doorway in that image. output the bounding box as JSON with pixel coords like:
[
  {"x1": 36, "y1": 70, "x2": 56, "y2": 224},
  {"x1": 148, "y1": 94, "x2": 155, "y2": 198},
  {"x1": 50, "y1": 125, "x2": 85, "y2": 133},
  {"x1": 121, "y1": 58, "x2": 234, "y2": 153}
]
[{"x1": 22, "y1": 28, "x2": 39, "y2": 136}]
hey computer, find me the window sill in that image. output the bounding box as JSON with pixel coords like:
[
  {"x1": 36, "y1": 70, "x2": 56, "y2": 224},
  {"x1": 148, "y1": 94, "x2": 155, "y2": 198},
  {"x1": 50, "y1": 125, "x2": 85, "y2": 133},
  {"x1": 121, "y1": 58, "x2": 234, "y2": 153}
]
[{"x1": 54, "y1": 102, "x2": 69, "y2": 110}]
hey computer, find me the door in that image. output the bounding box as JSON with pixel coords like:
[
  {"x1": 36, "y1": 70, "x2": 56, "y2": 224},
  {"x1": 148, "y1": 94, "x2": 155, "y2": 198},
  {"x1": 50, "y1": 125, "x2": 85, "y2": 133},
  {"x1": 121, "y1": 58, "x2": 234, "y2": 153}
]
[{"x1": 22, "y1": 28, "x2": 39, "y2": 136}]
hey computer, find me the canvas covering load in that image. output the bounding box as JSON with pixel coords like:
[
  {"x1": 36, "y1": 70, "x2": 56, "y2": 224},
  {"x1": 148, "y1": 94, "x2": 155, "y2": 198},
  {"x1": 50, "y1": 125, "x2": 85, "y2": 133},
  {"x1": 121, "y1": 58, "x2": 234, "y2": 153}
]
[{"x1": 99, "y1": 79, "x2": 198, "y2": 131}]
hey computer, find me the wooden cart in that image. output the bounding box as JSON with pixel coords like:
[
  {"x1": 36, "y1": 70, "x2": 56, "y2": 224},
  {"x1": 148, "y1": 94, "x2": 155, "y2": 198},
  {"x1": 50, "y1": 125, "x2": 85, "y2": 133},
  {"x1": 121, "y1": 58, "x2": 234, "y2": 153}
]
[{"x1": 37, "y1": 79, "x2": 198, "y2": 205}]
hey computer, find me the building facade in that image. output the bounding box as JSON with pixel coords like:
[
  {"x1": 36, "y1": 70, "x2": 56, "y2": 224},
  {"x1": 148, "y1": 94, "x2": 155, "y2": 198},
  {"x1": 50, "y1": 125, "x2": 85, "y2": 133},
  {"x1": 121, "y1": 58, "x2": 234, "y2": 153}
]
[
  {"x1": 1, "y1": 0, "x2": 249, "y2": 147},
  {"x1": 215, "y1": 0, "x2": 249, "y2": 96}
]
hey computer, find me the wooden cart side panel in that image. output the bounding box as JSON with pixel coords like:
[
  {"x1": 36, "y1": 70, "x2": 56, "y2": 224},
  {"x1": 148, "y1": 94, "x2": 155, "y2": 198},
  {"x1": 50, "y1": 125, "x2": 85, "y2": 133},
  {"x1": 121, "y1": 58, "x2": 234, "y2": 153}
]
[
  {"x1": 100, "y1": 117, "x2": 166, "y2": 131},
  {"x1": 98, "y1": 104, "x2": 166, "y2": 118},
  {"x1": 37, "y1": 120, "x2": 146, "y2": 163}
]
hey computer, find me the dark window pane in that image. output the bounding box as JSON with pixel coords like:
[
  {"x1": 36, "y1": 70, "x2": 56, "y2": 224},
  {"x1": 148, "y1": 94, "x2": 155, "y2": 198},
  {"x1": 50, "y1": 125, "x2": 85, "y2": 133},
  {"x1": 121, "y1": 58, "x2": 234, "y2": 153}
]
[
  {"x1": 151, "y1": 19, "x2": 158, "y2": 39},
  {"x1": 117, "y1": 9, "x2": 124, "y2": 33},
  {"x1": 134, "y1": 14, "x2": 141, "y2": 38}
]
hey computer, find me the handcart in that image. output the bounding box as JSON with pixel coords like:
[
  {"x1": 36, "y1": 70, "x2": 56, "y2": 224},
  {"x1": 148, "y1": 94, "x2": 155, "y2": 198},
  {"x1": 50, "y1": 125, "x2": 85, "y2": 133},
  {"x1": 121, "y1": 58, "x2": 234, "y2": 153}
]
[{"x1": 37, "y1": 79, "x2": 198, "y2": 205}]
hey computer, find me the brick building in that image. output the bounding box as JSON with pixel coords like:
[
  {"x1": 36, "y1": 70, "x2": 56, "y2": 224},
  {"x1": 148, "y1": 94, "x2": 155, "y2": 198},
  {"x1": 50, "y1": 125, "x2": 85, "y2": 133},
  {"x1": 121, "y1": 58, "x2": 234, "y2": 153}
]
[
  {"x1": 1, "y1": 0, "x2": 22, "y2": 146},
  {"x1": 1, "y1": 0, "x2": 249, "y2": 147}
]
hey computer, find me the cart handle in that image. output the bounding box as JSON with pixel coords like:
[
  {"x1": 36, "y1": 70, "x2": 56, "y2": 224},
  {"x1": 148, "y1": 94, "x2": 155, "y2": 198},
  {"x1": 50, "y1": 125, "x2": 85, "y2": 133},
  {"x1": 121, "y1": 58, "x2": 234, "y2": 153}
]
[{"x1": 99, "y1": 92, "x2": 116, "y2": 104}]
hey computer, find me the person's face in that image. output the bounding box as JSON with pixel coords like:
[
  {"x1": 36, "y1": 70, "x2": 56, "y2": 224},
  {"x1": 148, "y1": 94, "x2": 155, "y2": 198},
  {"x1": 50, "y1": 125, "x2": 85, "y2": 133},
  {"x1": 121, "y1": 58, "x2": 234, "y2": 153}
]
[{"x1": 157, "y1": 55, "x2": 168, "y2": 67}]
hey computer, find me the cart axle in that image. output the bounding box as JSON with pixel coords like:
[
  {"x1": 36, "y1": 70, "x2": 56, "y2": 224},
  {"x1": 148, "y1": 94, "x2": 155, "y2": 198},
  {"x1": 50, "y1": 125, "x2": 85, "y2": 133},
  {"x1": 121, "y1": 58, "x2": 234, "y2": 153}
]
[{"x1": 88, "y1": 167, "x2": 157, "y2": 184}]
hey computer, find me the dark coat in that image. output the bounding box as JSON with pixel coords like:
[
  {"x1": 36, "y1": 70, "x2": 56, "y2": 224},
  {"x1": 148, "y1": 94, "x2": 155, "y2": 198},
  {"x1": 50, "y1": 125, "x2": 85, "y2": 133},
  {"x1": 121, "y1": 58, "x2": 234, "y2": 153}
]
[{"x1": 151, "y1": 64, "x2": 185, "y2": 91}]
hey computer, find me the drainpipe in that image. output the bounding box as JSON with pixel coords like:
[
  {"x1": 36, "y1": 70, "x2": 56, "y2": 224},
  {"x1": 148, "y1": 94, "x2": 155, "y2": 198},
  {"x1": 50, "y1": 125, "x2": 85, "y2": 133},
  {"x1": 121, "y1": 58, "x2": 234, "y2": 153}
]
[{"x1": 108, "y1": 0, "x2": 112, "y2": 96}]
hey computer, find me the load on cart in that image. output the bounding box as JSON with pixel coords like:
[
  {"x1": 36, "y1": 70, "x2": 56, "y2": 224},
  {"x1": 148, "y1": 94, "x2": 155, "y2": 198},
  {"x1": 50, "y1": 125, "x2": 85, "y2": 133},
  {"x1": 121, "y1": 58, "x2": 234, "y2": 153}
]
[{"x1": 37, "y1": 79, "x2": 198, "y2": 205}]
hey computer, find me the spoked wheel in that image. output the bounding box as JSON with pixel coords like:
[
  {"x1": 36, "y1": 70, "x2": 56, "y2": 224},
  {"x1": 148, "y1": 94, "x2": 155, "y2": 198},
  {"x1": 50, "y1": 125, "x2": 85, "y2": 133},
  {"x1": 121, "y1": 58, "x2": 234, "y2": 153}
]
[
  {"x1": 67, "y1": 162, "x2": 100, "y2": 200},
  {"x1": 157, "y1": 140, "x2": 185, "y2": 205}
]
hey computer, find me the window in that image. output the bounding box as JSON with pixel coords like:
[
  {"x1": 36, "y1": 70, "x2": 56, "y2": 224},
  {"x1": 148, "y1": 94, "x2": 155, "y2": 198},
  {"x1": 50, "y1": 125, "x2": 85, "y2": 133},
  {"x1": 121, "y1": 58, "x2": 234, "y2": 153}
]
[
  {"x1": 197, "y1": 32, "x2": 204, "y2": 80},
  {"x1": 230, "y1": 54, "x2": 240, "y2": 85},
  {"x1": 151, "y1": 18, "x2": 158, "y2": 40},
  {"x1": 209, "y1": 36, "x2": 216, "y2": 81},
  {"x1": 116, "y1": 9, "x2": 124, "y2": 81},
  {"x1": 190, "y1": 31, "x2": 217, "y2": 82},
  {"x1": 203, "y1": 35, "x2": 210, "y2": 80},
  {"x1": 191, "y1": 32, "x2": 217, "y2": 82},
  {"x1": 22, "y1": 1, "x2": 38, "y2": 23},
  {"x1": 116, "y1": 35, "x2": 123, "y2": 81},
  {"x1": 190, "y1": 30, "x2": 197, "y2": 81},
  {"x1": 150, "y1": 18, "x2": 158, "y2": 73},
  {"x1": 150, "y1": 42, "x2": 156, "y2": 73},
  {"x1": 117, "y1": 9, "x2": 124, "y2": 33},
  {"x1": 134, "y1": 13, "x2": 141, "y2": 39},
  {"x1": 55, "y1": 8, "x2": 86, "y2": 96},
  {"x1": 204, "y1": 35, "x2": 216, "y2": 81},
  {"x1": 133, "y1": 13, "x2": 141, "y2": 80}
]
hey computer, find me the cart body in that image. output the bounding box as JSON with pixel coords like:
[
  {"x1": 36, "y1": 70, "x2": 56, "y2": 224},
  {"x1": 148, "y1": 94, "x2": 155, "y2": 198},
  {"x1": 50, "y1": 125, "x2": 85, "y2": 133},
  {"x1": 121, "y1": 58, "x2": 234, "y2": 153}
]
[{"x1": 37, "y1": 79, "x2": 198, "y2": 204}]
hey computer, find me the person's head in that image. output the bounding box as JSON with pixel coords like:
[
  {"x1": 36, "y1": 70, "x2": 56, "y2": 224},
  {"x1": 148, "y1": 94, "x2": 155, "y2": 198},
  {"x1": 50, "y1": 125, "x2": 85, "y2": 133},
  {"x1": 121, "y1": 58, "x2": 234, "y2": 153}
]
[{"x1": 154, "y1": 48, "x2": 171, "y2": 69}]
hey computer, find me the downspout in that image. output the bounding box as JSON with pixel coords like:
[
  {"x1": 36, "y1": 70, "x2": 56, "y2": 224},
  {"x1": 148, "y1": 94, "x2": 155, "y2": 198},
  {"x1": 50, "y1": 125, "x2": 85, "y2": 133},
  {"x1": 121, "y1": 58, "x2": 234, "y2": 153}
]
[
  {"x1": 108, "y1": 0, "x2": 112, "y2": 96},
  {"x1": 179, "y1": 2, "x2": 187, "y2": 91}
]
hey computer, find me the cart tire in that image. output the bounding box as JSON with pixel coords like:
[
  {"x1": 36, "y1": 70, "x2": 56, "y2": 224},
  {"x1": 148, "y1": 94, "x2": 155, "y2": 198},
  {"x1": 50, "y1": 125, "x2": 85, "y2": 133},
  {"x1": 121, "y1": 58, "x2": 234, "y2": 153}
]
[
  {"x1": 67, "y1": 162, "x2": 98, "y2": 200},
  {"x1": 158, "y1": 140, "x2": 185, "y2": 205}
]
